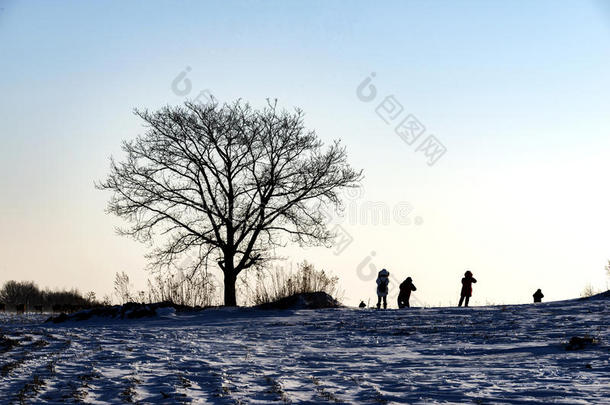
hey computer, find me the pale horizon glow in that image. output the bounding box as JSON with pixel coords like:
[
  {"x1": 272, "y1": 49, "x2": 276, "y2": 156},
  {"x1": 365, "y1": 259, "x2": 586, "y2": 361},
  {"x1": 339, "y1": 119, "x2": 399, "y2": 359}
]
[{"x1": 1, "y1": 0, "x2": 609, "y2": 306}]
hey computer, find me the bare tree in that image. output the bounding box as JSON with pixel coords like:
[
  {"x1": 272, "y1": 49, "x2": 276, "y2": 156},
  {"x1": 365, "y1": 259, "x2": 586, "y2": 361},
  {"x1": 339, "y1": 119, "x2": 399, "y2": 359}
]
[
  {"x1": 97, "y1": 100, "x2": 362, "y2": 306},
  {"x1": 0, "y1": 280, "x2": 96, "y2": 308},
  {"x1": 0, "y1": 280, "x2": 40, "y2": 306}
]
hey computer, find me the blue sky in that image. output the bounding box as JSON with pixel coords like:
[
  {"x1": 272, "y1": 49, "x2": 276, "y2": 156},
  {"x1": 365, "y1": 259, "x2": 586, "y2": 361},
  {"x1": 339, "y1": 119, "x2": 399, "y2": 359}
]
[{"x1": 1, "y1": 0, "x2": 609, "y2": 305}]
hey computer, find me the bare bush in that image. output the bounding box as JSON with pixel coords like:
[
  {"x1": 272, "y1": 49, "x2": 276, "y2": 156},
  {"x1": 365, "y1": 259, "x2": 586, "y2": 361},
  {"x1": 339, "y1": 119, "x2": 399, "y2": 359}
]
[
  {"x1": 146, "y1": 268, "x2": 217, "y2": 307},
  {"x1": 113, "y1": 271, "x2": 133, "y2": 304},
  {"x1": 250, "y1": 261, "x2": 340, "y2": 305},
  {"x1": 580, "y1": 283, "x2": 599, "y2": 298},
  {"x1": 111, "y1": 265, "x2": 217, "y2": 307}
]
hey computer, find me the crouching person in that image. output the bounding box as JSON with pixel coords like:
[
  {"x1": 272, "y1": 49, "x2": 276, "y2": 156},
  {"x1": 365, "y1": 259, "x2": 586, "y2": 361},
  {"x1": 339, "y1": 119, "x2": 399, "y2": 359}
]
[
  {"x1": 376, "y1": 269, "x2": 390, "y2": 309},
  {"x1": 398, "y1": 277, "x2": 416, "y2": 308}
]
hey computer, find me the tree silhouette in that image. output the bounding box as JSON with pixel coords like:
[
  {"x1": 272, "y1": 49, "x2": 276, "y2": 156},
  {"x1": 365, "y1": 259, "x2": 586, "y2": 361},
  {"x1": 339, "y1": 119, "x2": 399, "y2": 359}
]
[{"x1": 98, "y1": 101, "x2": 362, "y2": 306}]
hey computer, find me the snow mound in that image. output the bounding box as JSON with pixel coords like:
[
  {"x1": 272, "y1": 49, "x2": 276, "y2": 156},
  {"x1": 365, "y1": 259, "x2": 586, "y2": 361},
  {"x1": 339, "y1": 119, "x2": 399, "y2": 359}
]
[
  {"x1": 2, "y1": 294, "x2": 608, "y2": 403},
  {"x1": 155, "y1": 306, "x2": 176, "y2": 317},
  {"x1": 45, "y1": 301, "x2": 195, "y2": 323},
  {"x1": 256, "y1": 292, "x2": 342, "y2": 310}
]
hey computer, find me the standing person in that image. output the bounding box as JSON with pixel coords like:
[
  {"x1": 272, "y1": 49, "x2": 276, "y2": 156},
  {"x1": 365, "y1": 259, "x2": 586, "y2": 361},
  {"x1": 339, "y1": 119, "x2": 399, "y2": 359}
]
[
  {"x1": 458, "y1": 270, "x2": 477, "y2": 307},
  {"x1": 533, "y1": 289, "x2": 544, "y2": 303},
  {"x1": 376, "y1": 269, "x2": 390, "y2": 309},
  {"x1": 398, "y1": 277, "x2": 417, "y2": 308}
]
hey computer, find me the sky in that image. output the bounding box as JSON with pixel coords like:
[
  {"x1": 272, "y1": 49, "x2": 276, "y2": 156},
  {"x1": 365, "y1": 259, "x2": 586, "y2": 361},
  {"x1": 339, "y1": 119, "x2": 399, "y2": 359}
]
[{"x1": 1, "y1": 0, "x2": 609, "y2": 307}]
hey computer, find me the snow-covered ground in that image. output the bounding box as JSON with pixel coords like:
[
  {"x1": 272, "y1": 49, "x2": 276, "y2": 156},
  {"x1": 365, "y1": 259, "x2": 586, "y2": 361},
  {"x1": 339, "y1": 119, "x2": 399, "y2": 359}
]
[{"x1": 1, "y1": 296, "x2": 608, "y2": 404}]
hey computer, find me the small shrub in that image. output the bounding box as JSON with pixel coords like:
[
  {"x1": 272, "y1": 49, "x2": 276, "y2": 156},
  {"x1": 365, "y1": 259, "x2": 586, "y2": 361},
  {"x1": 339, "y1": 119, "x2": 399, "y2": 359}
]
[
  {"x1": 580, "y1": 284, "x2": 599, "y2": 298},
  {"x1": 146, "y1": 269, "x2": 217, "y2": 307},
  {"x1": 250, "y1": 261, "x2": 340, "y2": 306}
]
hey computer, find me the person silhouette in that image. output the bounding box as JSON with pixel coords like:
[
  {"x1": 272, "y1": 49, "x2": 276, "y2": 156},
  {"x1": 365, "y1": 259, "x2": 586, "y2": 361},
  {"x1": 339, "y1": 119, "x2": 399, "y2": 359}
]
[
  {"x1": 533, "y1": 289, "x2": 544, "y2": 303},
  {"x1": 358, "y1": 301, "x2": 366, "y2": 309},
  {"x1": 458, "y1": 270, "x2": 477, "y2": 307},
  {"x1": 376, "y1": 269, "x2": 390, "y2": 309},
  {"x1": 398, "y1": 277, "x2": 417, "y2": 308}
]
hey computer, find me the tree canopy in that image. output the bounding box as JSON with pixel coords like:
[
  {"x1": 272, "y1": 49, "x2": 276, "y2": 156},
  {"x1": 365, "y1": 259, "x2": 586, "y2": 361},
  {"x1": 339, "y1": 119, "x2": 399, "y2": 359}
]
[{"x1": 98, "y1": 100, "x2": 361, "y2": 305}]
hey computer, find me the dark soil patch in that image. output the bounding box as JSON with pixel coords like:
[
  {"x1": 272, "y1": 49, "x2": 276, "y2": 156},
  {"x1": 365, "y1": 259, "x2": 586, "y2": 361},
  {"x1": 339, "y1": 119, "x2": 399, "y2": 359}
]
[
  {"x1": 0, "y1": 334, "x2": 20, "y2": 352},
  {"x1": 565, "y1": 336, "x2": 599, "y2": 351}
]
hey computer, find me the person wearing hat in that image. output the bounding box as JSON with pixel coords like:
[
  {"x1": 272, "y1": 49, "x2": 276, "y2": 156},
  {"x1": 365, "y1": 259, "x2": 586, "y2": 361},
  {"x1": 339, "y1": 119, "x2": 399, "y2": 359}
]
[
  {"x1": 398, "y1": 277, "x2": 417, "y2": 308},
  {"x1": 458, "y1": 270, "x2": 477, "y2": 307},
  {"x1": 376, "y1": 269, "x2": 390, "y2": 309},
  {"x1": 533, "y1": 289, "x2": 544, "y2": 303}
]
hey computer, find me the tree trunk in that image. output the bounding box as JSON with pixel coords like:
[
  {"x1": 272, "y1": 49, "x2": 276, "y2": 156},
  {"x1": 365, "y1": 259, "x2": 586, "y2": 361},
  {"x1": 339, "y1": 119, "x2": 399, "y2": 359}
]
[
  {"x1": 222, "y1": 249, "x2": 238, "y2": 306},
  {"x1": 223, "y1": 271, "x2": 237, "y2": 306}
]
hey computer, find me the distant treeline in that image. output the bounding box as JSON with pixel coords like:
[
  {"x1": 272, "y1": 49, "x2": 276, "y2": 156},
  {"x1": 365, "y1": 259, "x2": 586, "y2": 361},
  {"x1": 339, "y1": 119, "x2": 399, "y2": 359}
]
[{"x1": 0, "y1": 280, "x2": 99, "y2": 311}]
